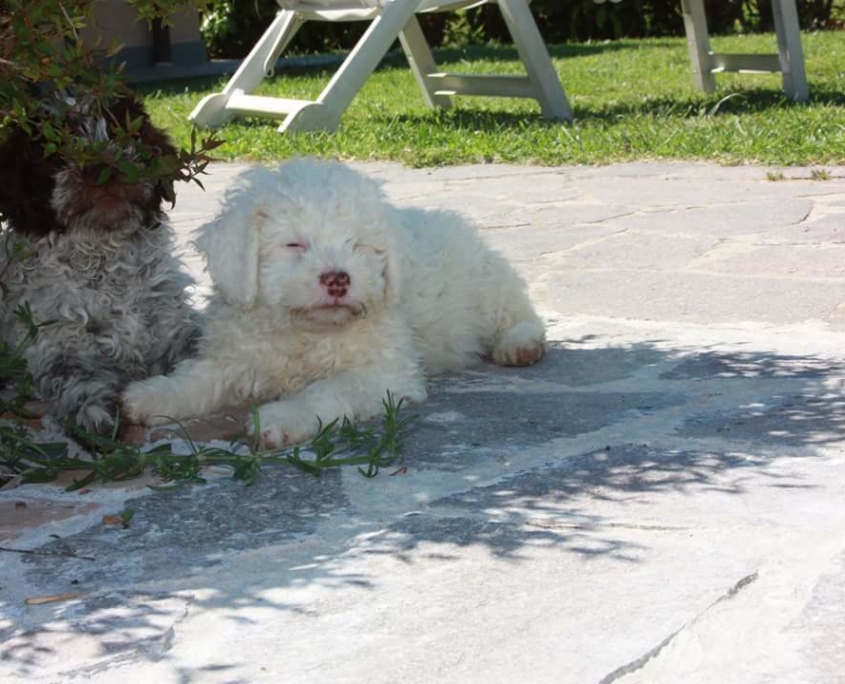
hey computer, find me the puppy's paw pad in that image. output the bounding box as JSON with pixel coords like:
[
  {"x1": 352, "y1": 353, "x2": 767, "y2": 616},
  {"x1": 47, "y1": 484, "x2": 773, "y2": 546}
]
[
  {"x1": 492, "y1": 323, "x2": 546, "y2": 367},
  {"x1": 250, "y1": 402, "x2": 319, "y2": 449},
  {"x1": 512, "y1": 344, "x2": 545, "y2": 366},
  {"x1": 494, "y1": 343, "x2": 545, "y2": 367},
  {"x1": 259, "y1": 427, "x2": 291, "y2": 449}
]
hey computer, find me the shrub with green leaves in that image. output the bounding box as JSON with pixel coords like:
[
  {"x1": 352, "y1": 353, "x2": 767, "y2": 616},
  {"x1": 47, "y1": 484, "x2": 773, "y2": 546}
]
[
  {"x1": 0, "y1": 0, "x2": 220, "y2": 206},
  {"x1": 0, "y1": 0, "x2": 212, "y2": 486}
]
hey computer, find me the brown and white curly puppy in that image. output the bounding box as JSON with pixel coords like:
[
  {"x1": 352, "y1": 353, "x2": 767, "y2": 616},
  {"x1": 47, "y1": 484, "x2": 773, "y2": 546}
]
[{"x1": 0, "y1": 90, "x2": 200, "y2": 434}]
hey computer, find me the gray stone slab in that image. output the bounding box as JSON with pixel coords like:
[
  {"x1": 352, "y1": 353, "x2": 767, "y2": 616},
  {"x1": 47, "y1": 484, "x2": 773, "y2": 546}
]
[
  {"x1": 605, "y1": 177, "x2": 843, "y2": 207},
  {"x1": 612, "y1": 200, "x2": 813, "y2": 238},
  {"x1": 407, "y1": 384, "x2": 684, "y2": 470},
  {"x1": 482, "y1": 222, "x2": 632, "y2": 261},
  {"x1": 557, "y1": 162, "x2": 844, "y2": 183},
  {"x1": 4, "y1": 161, "x2": 845, "y2": 684},
  {"x1": 538, "y1": 270, "x2": 845, "y2": 326},
  {"x1": 786, "y1": 550, "x2": 845, "y2": 683},
  {"x1": 431, "y1": 443, "x2": 771, "y2": 513},
  {"x1": 660, "y1": 351, "x2": 845, "y2": 380},
  {"x1": 679, "y1": 393, "x2": 845, "y2": 448},
  {"x1": 1, "y1": 592, "x2": 190, "y2": 681},
  {"x1": 495, "y1": 340, "x2": 667, "y2": 385},
  {"x1": 689, "y1": 242, "x2": 845, "y2": 278},
  {"x1": 17, "y1": 468, "x2": 347, "y2": 593},
  {"x1": 544, "y1": 229, "x2": 715, "y2": 271},
  {"x1": 765, "y1": 211, "x2": 845, "y2": 244}
]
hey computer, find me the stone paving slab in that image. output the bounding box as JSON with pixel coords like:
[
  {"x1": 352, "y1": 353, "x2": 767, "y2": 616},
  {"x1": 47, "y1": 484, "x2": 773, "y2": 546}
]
[{"x1": 2, "y1": 162, "x2": 845, "y2": 683}]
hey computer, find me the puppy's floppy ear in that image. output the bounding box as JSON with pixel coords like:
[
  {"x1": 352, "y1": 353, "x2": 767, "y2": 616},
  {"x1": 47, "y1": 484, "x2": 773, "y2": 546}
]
[{"x1": 193, "y1": 166, "x2": 276, "y2": 307}]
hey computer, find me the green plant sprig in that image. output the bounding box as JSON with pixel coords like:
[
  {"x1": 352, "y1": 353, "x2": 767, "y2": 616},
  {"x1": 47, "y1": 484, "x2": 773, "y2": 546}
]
[
  {"x1": 284, "y1": 393, "x2": 416, "y2": 478},
  {"x1": 3, "y1": 392, "x2": 416, "y2": 491}
]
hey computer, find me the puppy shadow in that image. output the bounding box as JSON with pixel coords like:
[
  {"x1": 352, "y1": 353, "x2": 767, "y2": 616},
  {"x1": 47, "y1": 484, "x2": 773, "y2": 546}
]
[
  {"x1": 126, "y1": 343, "x2": 666, "y2": 451},
  {"x1": 407, "y1": 344, "x2": 682, "y2": 471}
]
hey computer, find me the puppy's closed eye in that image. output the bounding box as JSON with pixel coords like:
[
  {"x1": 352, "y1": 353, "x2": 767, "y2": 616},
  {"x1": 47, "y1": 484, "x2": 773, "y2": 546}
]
[
  {"x1": 260, "y1": 242, "x2": 307, "y2": 260},
  {"x1": 355, "y1": 243, "x2": 385, "y2": 256}
]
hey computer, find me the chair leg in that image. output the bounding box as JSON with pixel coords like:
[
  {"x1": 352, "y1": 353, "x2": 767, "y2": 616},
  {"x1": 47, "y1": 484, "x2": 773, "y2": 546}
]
[
  {"x1": 497, "y1": 0, "x2": 572, "y2": 121},
  {"x1": 681, "y1": 0, "x2": 716, "y2": 93},
  {"x1": 190, "y1": 10, "x2": 305, "y2": 128},
  {"x1": 771, "y1": 0, "x2": 809, "y2": 102},
  {"x1": 399, "y1": 15, "x2": 453, "y2": 110},
  {"x1": 282, "y1": 0, "x2": 425, "y2": 132}
]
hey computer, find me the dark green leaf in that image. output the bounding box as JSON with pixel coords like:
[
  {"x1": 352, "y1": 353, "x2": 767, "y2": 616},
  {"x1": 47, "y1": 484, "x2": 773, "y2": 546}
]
[{"x1": 95, "y1": 165, "x2": 113, "y2": 185}]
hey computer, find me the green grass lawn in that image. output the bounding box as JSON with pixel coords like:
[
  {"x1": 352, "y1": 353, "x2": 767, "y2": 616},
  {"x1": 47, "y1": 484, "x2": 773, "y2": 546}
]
[{"x1": 142, "y1": 31, "x2": 845, "y2": 167}]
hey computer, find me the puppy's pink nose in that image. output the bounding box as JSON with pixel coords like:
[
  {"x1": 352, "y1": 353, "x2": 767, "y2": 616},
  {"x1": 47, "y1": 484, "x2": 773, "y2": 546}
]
[{"x1": 319, "y1": 270, "x2": 351, "y2": 298}]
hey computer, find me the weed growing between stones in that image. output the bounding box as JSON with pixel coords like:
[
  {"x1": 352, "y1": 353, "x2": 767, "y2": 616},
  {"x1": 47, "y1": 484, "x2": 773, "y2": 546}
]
[
  {"x1": 3, "y1": 387, "x2": 414, "y2": 490},
  {"x1": 44, "y1": 393, "x2": 414, "y2": 490}
]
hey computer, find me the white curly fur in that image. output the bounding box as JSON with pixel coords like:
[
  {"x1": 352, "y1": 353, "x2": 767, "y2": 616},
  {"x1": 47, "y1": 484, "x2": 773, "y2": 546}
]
[{"x1": 123, "y1": 158, "x2": 546, "y2": 447}]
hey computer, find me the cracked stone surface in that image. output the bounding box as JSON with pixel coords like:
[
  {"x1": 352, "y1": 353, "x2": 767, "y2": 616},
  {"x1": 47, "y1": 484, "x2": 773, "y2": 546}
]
[{"x1": 2, "y1": 161, "x2": 845, "y2": 683}]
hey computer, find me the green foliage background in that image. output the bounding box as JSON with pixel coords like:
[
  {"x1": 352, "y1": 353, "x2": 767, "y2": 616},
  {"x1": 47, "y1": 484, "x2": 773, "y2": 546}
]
[
  {"x1": 0, "y1": 0, "x2": 216, "y2": 485},
  {"x1": 199, "y1": 0, "x2": 845, "y2": 59},
  {"x1": 0, "y1": 0, "x2": 218, "y2": 208}
]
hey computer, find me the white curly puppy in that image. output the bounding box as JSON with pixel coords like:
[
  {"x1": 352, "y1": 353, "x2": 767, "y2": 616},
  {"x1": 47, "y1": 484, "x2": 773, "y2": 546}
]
[{"x1": 124, "y1": 158, "x2": 545, "y2": 447}]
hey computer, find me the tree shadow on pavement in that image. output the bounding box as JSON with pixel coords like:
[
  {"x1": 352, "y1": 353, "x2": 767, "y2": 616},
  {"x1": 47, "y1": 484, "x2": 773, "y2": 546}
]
[{"x1": 4, "y1": 337, "x2": 845, "y2": 679}]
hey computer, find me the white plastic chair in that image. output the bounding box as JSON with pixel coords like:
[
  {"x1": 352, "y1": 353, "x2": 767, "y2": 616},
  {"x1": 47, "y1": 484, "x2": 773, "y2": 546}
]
[
  {"x1": 681, "y1": 0, "x2": 808, "y2": 102},
  {"x1": 189, "y1": 0, "x2": 572, "y2": 133}
]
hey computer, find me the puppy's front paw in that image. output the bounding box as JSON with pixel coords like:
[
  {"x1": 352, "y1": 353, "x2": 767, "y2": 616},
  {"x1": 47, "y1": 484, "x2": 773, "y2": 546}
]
[
  {"x1": 251, "y1": 401, "x2": 320, "y2": 449},
  {"x1": 122, "y1": 379, "x2": 174, "y2": 426},
  {"x1": 492, "y1": 322, "x2": 546, "y2": 367},
  {"x1": 74, "y1": 401, "x2": 117, "y2": 435}
]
